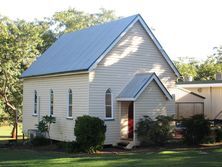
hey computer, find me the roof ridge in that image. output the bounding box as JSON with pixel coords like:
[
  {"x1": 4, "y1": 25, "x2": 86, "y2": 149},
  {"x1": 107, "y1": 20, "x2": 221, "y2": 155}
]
[{"x1": 62, "y1": 14, "x2": 139, "y2": 37}]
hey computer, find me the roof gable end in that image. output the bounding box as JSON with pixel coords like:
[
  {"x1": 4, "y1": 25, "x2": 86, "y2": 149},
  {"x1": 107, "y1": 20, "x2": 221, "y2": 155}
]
[{"x1": 89, "y1": 14, "x2": 180, "y2": 77}]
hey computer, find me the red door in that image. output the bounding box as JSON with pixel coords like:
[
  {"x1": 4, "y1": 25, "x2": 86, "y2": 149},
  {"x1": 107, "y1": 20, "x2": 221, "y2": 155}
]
[{"x1": 128, "y1": 102, "x2": 134, "y2": 139}]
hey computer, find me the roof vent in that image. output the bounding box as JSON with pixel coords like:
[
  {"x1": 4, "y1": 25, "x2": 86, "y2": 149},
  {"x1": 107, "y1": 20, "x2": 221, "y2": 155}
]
[{"x1": 216, "y1": 73, "x2": 222, "y2": 80}]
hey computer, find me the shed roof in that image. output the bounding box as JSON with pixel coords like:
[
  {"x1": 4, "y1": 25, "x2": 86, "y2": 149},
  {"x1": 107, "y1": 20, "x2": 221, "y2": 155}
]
[
  {"x1": 176, "y1": 87, "x2": 205, "y2": 99},
  {"x1": 177, "y1": 80, "x2": 222, "y2": 88},
  {"x1": 21, "y1": 14, "x2": 180, "y2": 78},
  {"x1": 117, "y1": 73, "x2": 172, "y2": 101}
]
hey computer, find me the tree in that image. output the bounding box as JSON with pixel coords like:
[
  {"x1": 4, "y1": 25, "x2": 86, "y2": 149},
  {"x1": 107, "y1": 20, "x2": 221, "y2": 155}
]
[
  {"x1": 51, "y1": 8, "x2": 117, "y2": 35},
  {"x1": 213, "y1": 46, "x2": 222, "y2": 63},
  {"x1": 0, "y1": 16, "x2": 52, "y2": 137},
  {"x1": 195, "y1": 63, "x2": 220, "y2": 80},
  {"x1": 175, "y1": 52, "x2": 222, "y2": 81},
  {"x1": 174, "y1": 57, "x2": 198, "y2": 80}
]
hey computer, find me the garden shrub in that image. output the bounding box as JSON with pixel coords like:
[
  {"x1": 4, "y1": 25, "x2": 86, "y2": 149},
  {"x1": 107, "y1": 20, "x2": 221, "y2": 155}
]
[
  {"x1": 74, "y1": 115, "x2": 106, "y2": 153},
  {"x1": 181, "y1": 114, "x2": 210, "y2": 145},
  {"x1": 215, "y1": 127, "x2": 222, "y2": 142},
  {"x1": 201, "y1": 135, "x2": 215, "y2": 144},
  {"x1": 136, "y1": 115, "x2": 173, "y2": 146},
  {"x1": 36, "y1": 115, "x2": 56, "y2": 139}
]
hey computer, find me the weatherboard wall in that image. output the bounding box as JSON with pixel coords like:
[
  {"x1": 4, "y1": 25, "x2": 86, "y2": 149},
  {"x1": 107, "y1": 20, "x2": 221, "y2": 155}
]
[
  {"x1": 88, "y1": 21, "x2": 176, "y2": 145},
  {"x1": 187, "y1": 87, "x2": 222, "y2": 119},
  {"x1": 134, "y1": 81, "x2": 168, "y2": 145},
  {"x1": 22, "y1": 74, "x2": 89, "y2": 141}
]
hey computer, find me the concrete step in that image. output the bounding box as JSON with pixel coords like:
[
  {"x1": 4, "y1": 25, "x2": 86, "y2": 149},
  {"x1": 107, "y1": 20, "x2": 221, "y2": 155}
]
[{"x1": 117, "y1": 140, "x2": 134, "y2": 150}]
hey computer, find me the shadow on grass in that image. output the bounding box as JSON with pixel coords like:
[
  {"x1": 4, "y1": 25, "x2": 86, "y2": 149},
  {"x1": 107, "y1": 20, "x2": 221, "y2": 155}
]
[
  {"x1": 0, "y1": 136, "x2": 11, "y2": 138},
  {"x1": 0, "y1": 148, "x2": 222, "y2": 167}
]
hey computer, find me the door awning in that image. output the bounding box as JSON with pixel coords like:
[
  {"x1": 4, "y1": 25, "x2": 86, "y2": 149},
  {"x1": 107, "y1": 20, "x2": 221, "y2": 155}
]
[{"x1": 116, "y1": 73, "x2": 172, "y2": 101}]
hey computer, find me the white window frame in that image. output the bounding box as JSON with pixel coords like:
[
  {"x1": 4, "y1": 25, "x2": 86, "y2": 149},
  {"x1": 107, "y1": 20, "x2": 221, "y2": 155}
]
[
  {"x1": 49, "y1": 89, "x2": 54, "y2": 116},
  {"x1": 67, "y1": 89, "x2": 73, "y2": 119},
  {"x1": 105, "y1": 88, "x2": 113, "y2": 120},
  {"x1": 33, "y1": 90, "x2": 38, "y2": 116}
]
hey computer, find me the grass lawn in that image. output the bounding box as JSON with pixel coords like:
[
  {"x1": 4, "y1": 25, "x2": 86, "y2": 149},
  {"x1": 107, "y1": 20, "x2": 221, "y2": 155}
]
[
  {"x1": 0, "y1": 148, "x2": 222, "y2": 167},
  {"x1": 0, "y1": 124, "x2": 23, "y2": 141}
]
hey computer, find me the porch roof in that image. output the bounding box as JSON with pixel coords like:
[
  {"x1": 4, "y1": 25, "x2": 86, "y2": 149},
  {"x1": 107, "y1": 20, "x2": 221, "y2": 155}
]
[{"x1": 116, "y1": 73, "x2": 172, "y2": 101}]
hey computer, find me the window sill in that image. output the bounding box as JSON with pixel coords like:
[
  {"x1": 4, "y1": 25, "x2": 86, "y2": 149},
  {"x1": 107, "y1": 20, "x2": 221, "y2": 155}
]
[
  {"x1": 32, "y1": 114, "x2": 38, "y2": 117},
  {"x1": 104, "y1": 118, "x2": 115, "y2": 121},
  {"x1": 66, "y1": 117, "x2": 73, "y2": 120}
]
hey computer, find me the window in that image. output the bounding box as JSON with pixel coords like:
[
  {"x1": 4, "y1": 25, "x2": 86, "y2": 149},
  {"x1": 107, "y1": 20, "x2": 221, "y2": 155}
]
[
  {"x1": 33, "y1": 90, "x2": 37, "y2": 115},
  {"x1": 105, "y1": 88, "x2": 113, "y2": 119},
  {"x1": 50, "y1": 89, "x2": 54, "y2": 115},
  {"x1": 68, "y1": 89, "x2": 73, "y2": 118}
]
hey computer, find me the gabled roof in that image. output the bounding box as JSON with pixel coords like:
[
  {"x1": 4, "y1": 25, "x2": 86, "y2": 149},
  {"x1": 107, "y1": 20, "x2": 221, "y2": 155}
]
[
  {"x1": 176, "y1": 87, "x2": 205, "y2": 99},
  {"x1": 21, "y1": 14, "x2": 180, "y2": 78},
  {"x1": 116, "y1": 73, "x2": 172, "y2": 101}
]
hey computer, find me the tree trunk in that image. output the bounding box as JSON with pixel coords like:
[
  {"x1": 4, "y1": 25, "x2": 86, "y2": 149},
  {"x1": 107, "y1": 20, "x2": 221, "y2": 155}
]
[
  {"x1": 11, "y1": 111, "x2": 17, "y2": 139},
  {"x1": 11, "y1": 123, "x2": 16, "y2": 138}
]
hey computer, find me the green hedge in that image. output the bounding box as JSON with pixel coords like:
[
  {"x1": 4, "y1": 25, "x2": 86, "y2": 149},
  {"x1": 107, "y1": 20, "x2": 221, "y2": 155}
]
[{"x1": 74, "y1": 115, "x2": 106, "y2": 153}]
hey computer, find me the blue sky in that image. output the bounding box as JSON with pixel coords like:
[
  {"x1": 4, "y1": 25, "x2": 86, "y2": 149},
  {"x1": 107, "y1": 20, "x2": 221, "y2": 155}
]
[{"x1": 0, "y1": 0, "x2": 222, "y2": 61}]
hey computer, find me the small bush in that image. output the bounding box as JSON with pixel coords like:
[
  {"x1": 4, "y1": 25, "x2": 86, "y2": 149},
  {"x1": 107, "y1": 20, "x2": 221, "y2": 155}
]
[
  {"x1": 31, "y1": 136, "x2": 50, "y2": 146},
  {"x1": 36, "y1": 115, "x2": 56, "y2": 139},
  {"x1": 74, "y1": 115, "x2": 106, "y2": 153},
  {"x1": 202, "y1": 135, "x2": 215, "y2": 144},
  {"x1": 215, "y1": 128, "x2": 222, "y2": 142},
  {"x1": 136, "y1": 115, "x2": 173, "y2": 146},
  {"x1": 181, "y1": 115, "x2": 210, "y2": 145}
]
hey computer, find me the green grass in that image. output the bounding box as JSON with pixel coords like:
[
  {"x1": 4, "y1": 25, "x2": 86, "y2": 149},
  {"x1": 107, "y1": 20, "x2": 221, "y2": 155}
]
[
  {"x1": 0, "y1": 148, "x2": 222, "y2": 167},
  {"x1": 0, "y1": 124, "x2": 23, "y2": 141}
]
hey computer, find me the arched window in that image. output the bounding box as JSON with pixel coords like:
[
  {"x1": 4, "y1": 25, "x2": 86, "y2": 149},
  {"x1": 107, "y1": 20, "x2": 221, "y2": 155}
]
[
  {"x1": 34, "y1": 90, "x2": 37, "y2": 115},
  {"x1": 105, "y1": 88, "x2": 113, "y2": 119},
  {"x1": 50, "y1": 89, "x2": 54, "y2": 115},
  {"x1": 68, "y1": 89, "x2": 73, "y2": 118}
]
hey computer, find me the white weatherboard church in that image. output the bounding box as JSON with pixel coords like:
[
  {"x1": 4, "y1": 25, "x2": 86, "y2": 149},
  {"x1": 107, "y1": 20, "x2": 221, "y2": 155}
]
[{"x1": 21, "y1": 14, "x2": 180, "y2": 146}]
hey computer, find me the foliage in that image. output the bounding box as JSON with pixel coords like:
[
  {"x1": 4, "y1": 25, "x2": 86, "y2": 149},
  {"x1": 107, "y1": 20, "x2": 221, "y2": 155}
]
[
  {"x1": 215, "y1": 127, "x2": 222, "y2": 142},
  {"x1": 31, "y1": 136, "x2": 50, "y2": 146},
  {"x1": 213, "y1": 45, "x2": 222, "y2": 63},
  {"x1": 174, "y1": 57, "x2": 198, "y2": 80},
  {"x1": 175, "y1": 48, "x2": 222, "y2": 81},
  {"x1": 201, "y1": 135, "x2": 216, "y2": 144},
  {"x1": 181, "y1": 115, "x2": 211, "y2": 145},
  {"x1": 0, "y1": 16, "x2": 54, "y2": 136},
  {"x1": 136, "y1": 115, "x2": 173, "y2": 146},
  {"x1": 74, "y1": 115, "x2": 106, "y2": 153},
  {"x1": 36, "y1": 120, "x2": 48, "y2": 134},
  {"x1": 36, "y1": 115, "x2": 56, "y2": 139},
  {"x1": 195, "y1": 62, "x2": 220, "y2": 80},
  {"x1": 51, "y1": 8, "x2": 117, "y2": 35}
]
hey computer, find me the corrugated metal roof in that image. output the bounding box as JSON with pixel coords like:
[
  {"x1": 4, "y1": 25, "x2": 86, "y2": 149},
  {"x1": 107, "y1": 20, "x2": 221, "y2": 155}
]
[
  {"x1": 117, "y1": 73, "x2": 154, "y2": 99},
  {"x1": 21, "y1": 14, "x2": 138, "y2": 78},
  {"x1": 117, "y1": 73, "x2": 172, "y2": 101},
  {"x1": 177, "y1": 80, "x2": 222, "y2": 84}
]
